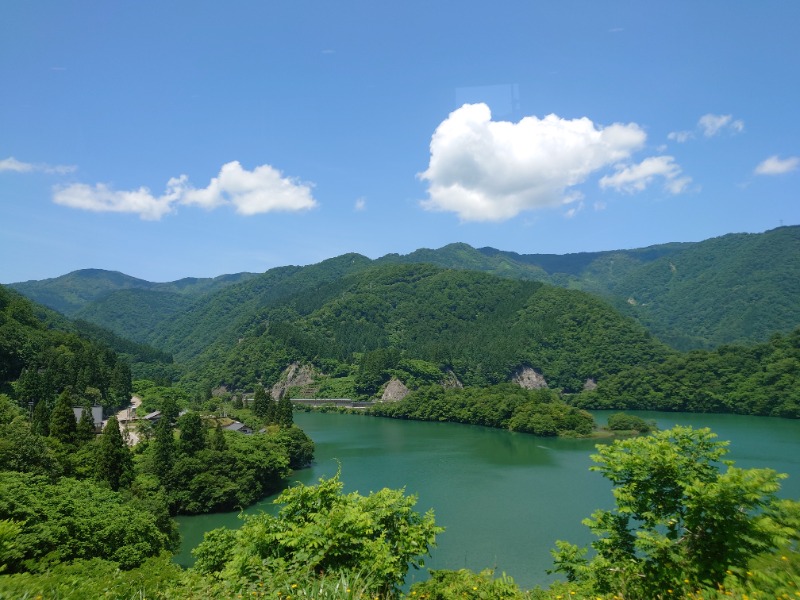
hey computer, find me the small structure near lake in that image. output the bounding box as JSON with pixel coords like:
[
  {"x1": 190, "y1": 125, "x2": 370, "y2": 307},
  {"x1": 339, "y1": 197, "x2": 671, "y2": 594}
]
[{"x1": 224, "y1": 421, "x2": 253, "y2": 434}]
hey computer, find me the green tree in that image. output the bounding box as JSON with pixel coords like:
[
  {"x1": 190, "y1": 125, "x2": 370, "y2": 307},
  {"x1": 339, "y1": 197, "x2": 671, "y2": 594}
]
[
  {"x1": 276, "y1": 394, "x2": 293, "y2": 427},
  {"x1": 49, "y1": 391, "x2": 77, "y2": 445},
  {"x1": 252, "y1": 386, "x2": 268, "y2": 419},
  {"x1": 177, "y1": 411, "x2": 206, "y2": 455},
  {"x1": 210, "y1": 423, "x2": 227, "y2": 452},
  {"x1": 193, "y1": 472, "x2": 442, "y2": 595},
  {"x1": 263, "y1": 393, "x2": 277, "y2": 424},
  {"x1": 551, "y1": 426, "x2": 799, "y2": 599},
  {"x1": 0, "y1": 472, "x2": 170, "y2": 572},
  {"x1": 153, "y1": 417, "x2": 175, "y2": 485},
  {"x1": 76, "y1": 403, "x2": 97, "y2": 445},
  {"x1": 96, "y1": 416, "x2": 133, "y2": 491},
  {"x1": 31, "y1": 398, "x2": 50, "y2": 437}
]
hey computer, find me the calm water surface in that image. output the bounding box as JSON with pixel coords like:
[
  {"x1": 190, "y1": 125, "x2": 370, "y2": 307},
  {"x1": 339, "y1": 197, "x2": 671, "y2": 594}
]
[{"x1": 176, "y1": 411, "x2": 800, "y2": 589}]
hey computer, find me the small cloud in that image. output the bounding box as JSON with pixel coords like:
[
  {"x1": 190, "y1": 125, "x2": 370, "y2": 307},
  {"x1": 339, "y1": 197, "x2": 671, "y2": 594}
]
[
  {"x1": 53, "y1": 161, "x2": 318, "y2": 220},
  {"x1": 668, "y1": 114, "x2": 744, "y2": 143},
  {"x1": 354, "y1": 197, "x2": 366, "y2": 211},
  {"x1": 0, "y1": 156, "x2": 76, "y2": 174},
  {"x1": 667, "y1": 130, "x2": 693, "y2": 143},
  {"x1": 418, "y1": 103, "x2": 647, "y2": 222},
  {"x1": 754, "y1": 155, "x2": 800, "y2": 176},
  {"x1": 564, "y1": 202, "x2": 584, "y2": 219},
  {"x1": 593, "y1": 201, "x2": 607, "y2": 211},
  {"x1": 599, "y1": 155, "x2": 691, "y2": 194},
  {"x1": 698, "y1": 113, "x2": 744, "y2": 138},
  {"x1": 608, "y1": 27, "x2": 624, "y2": 33}
]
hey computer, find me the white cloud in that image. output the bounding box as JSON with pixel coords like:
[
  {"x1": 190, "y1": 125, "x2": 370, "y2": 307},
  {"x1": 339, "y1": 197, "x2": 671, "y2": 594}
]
[
  {"x1": 181, "y1": 161, "x2": 317, "y2": 216},
  {"x1": 667, "y1": 130, "x2": 693, "y2": 143},
  {"x1": 354, "y1": 197, "x2": 366, "y2": 211},
  {"x1": 0, "y1": 156, "x2": 76, "y2": 174},
  {"x1": 668, "y1": 114, "x2": 744, "y2": 143},
  {"x1": 754, "y1": 155, "x2": 800, "y2": 175},
  {"x1": 418, "y1": 103, "x2": 647, "y2": 222},
  {"x1": 698, "y1": 113, "x2": 744, "y2": 137},
  {"x1": 53, "y1": 161, "x2": 317, "y2": 220},
  {"x1": 599, "y1": 155, "x2": 691, "y2": 194},
  {"x1": 53, "y1": 177, "x2": 186, "y2": 220}
]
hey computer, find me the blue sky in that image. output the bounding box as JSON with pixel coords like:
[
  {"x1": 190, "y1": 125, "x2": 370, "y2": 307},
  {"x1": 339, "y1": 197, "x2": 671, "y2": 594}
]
[{"x1": 2, "y1": 1, "x2": 798, "y2": 283}]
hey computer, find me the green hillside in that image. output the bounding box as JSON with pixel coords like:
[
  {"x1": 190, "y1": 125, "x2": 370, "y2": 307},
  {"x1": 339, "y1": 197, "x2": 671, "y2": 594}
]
[
  {"x1": 11, "y1": 226, "x2": 800, "y2": 352},
  {"x1": 179, "y1": 264, "x2": 670, "y2": 395},
  {"x1": 0, "y1": 285, "x2": 133, "y2": 410},
  {"x1": 9, "y1": 268, "x2": 257, "y2": 316}
]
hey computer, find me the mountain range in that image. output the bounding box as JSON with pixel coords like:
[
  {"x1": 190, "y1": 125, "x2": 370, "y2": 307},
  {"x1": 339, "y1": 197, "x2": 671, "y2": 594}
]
[{"x1": 11, "y1": 225, "x2": 799, "y2": 353}]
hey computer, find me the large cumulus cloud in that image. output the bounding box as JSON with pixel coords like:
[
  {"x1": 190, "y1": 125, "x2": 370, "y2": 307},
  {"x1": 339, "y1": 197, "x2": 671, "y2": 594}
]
[{"x1": 418, "y1": 104, "x2": 648, "y2": 222}]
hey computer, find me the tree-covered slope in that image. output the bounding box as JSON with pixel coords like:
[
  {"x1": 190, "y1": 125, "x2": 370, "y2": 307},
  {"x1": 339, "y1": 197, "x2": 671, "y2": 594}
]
[
  {"x1": 607, "y1": 226, "x2": 800, "y2": 348},
  {"x1": 13, "y1": 226, "x2": 798, "y2": 353},
  {"x1": 377, "y1": 226, "x2": 800, "y2": 349},
  {"x1": 74, "y1": 288, "x2": 195, "y2": 346},
  {"x1": 577, "y1": 327, "x2": 800, "y2": 417},
  {"x1": 0, "y1": 285, "x2": 133, "y2": 410},
  {"x1": 187, "y1": 264, "x2": 669, "y2": 394},
  {"x1": 9, "y1": 268, "x2": 257, "y2": 316},
  {"x1": 148, "y1": 253, "x2": 374, "y2": 362}
]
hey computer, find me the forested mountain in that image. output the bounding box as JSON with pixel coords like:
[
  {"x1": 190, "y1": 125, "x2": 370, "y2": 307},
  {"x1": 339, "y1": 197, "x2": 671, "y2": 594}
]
[
  {"x1": 380, "y1": 226, "x2": 800, "y2": 349},
  {"x1": 9, "y1": 268, "x2": 257, "y2": 316},
  {"x1": 0, "y1": 285, "x2": 133, "y2": 411},
  {"x1": 153, "y1": 264, "x2": 670, "y2": 396},
  {"x1": 12, "y1": 226, "x2": 799, "y2": 352}
]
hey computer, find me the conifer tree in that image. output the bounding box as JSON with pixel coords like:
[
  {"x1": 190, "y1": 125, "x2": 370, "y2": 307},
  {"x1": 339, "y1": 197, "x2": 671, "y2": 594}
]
[
  {"x1": 31, "y1": 399, "x2": 50, "y2": 437},
  {"x1": 178, "y1": 411, "x2": 205, "y2": 455},
  {"x1": 49, "y1": 391, "x2": 77, "y2": 445},
  {"x1": 153, "y1": 417, "x2": 175, "y2": 485},
  {"x1": 96, "y1": 415, "x2": 133, "y2": 491},
  {"x1": 264, "y1": 393, "x2": 277, "y2": 424},
  {"x1": 76, "y1": 403, "x2": 97, "y2": 445},
  {"x1": 210, "y1": 423, "x2": 228, "y2": 452},
  {"x1": 253, "y1": 386, "x2": 268, "y2": 419},
  {"x1": 277, "y1": 395, "x2": 293, "y2": 427}
]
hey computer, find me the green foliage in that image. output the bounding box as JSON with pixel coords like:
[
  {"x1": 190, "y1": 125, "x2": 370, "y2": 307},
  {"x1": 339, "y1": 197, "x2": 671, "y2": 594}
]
[
  {"x1": 277, "y1": 393, "x2": 294, "y2": 427},
  {"x1": 371, "y1": 384, "x2": 595, "y2": 437},
  {"x1": 136, "y1": 417, "x2": 310, "y2": 514},
  {"x1": 49, "y1": 390, "x2": 77, "y2": 445},
  {"x1": 410, "y1": 569, "x2": 530, "y2": 599},
  {"x1": 550, "y1": 426, "x2": 800, "y2": 599},
  {"x1": 271, "y1": 425, "x2": 315, "y2": 469},
  {"x1": 0, "y1": 472, "x2": 172, "y2": 572},
  {"x1": 0, "y1": 520, "x2": 22, "y2": 574},
  {"x1": 177, "y1": 411, "x2": 206, "y2": 455},
  {"x1": 193, "y1": 471, "x2": 442, "y2": 595},
  {"x1": 97, "y1": 415, "x2": 134, "y2": 491},
  {"x1": 579, "y1": 327, "x2": 800, "y2": 417},
  {"x1": 252, "y1": 385, "x2": 269, "y2": 419},
  {"x1": 0, "y1": 553, "x2": 183, "y2": 600},
  {"x1": 605, "y1": 412, "x2": 654, "y2": 433},
  {"x1": 0, "y1": 418, "x2": 56, "y2": 476},
  {"x1": 75, "y1": 402, "x2": 96, "y2": 444}
]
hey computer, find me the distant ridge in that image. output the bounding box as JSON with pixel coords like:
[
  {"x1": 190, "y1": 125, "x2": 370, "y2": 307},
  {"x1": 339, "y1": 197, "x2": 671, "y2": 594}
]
[{"x1": 10, "y1": 225, "x2": 800, "y2": 351}]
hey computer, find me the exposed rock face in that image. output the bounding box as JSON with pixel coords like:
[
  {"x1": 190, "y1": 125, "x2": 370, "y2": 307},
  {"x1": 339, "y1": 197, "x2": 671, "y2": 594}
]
[
  {"x1": 583, "y1": 378, "x2": 598, "y2": 391},
  {"x1": 512, "y1": 366, "x2": 548, "y2": 389},
  {"x1": 381, "y1": 378, "x2": 410, "y2": 402},
  {"x1": 271, "y1": 362, "x2": 316, "y2": 399},
  {"x1": 441, "y1": 370, "x2": 464, "y2": 389}
]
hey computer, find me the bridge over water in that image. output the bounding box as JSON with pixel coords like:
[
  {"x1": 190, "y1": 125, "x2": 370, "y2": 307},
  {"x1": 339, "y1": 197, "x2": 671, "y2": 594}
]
[{"x1": 290, "y1": 398, "x2": 373, "y2": 409}]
